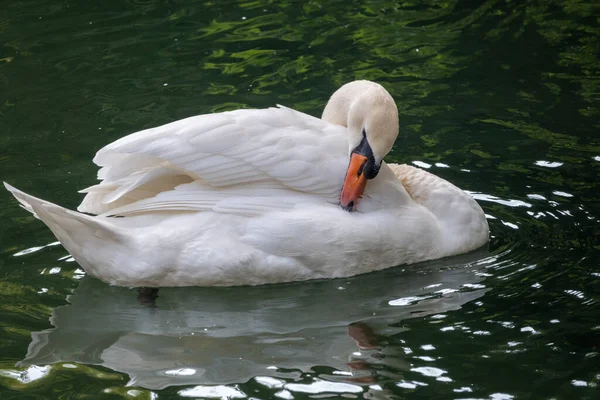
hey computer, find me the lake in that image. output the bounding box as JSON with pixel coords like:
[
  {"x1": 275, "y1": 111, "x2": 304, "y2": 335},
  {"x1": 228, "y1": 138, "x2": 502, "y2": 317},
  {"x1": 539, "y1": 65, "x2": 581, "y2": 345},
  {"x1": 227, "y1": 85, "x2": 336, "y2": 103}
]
[{"x1": 1, "y1": 0, "x2": 598, "y2": 399}]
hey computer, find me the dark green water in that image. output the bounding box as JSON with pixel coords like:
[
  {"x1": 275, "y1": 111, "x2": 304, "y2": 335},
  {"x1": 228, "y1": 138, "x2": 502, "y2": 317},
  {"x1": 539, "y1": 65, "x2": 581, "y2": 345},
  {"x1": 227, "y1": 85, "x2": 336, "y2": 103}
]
[{"x1": 1, "y1": 0, "x2": 598, "y2": 398}]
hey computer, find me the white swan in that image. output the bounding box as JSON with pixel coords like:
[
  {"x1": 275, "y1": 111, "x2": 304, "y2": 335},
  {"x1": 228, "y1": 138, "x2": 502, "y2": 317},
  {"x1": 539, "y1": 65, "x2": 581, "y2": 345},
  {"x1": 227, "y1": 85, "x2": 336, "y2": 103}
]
[{"x1": 5, "y1": 80, "x2": 488, "y2": 287}]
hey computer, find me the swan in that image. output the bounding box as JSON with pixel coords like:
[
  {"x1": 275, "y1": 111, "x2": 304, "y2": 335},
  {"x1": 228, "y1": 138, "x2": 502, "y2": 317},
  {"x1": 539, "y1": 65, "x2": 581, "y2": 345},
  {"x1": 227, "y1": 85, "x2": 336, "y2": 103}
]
[{"x1": 4, "y1": 80, "x2": 489, "y2": 287}]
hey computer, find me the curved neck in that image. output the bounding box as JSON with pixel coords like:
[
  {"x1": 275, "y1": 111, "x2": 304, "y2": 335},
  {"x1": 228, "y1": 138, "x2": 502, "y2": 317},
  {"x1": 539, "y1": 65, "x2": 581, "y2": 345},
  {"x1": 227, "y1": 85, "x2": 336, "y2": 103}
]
[
  {"x1": 321, "y1": 80, "x2": 399, "y2": 161},
  {"x1": 321, "y1": 80, "x2": 386, "y2": 126}
]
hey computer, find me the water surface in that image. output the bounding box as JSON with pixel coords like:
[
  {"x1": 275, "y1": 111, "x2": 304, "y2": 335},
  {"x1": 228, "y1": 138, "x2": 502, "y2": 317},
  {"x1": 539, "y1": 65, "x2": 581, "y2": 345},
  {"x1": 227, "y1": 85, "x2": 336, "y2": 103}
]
[{"x1": 1, "y1": 0, "x2": 598, "y2": 399}]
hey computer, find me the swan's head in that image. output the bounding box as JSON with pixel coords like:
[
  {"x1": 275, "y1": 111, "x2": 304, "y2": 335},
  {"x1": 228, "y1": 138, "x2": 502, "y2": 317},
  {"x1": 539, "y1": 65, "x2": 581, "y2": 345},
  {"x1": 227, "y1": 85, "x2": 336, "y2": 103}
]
[{"x1": 322, "y1": 80, "x2": 399, "y2": 211}]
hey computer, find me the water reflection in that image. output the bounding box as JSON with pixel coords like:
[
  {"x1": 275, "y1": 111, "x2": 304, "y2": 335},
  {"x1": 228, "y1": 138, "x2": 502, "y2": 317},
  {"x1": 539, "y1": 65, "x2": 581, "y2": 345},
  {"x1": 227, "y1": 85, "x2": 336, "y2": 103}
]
[{"x1": 20, "y1": 250, "x2": 490, "y2": 390}]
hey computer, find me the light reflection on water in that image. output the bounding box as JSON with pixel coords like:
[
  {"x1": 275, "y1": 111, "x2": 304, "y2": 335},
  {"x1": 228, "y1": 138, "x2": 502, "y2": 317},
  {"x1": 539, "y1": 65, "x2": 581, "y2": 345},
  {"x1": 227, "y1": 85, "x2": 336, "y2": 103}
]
[{"x1": 15, "y1": 250, "x2": 490, "y2": 390}]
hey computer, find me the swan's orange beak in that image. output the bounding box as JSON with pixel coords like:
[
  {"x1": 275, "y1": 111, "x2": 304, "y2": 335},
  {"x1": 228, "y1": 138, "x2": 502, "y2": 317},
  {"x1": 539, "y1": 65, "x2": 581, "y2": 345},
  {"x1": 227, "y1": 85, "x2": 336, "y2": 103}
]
[{"x1": 340, "y1": 153, "x2": 369, "y2": 211}]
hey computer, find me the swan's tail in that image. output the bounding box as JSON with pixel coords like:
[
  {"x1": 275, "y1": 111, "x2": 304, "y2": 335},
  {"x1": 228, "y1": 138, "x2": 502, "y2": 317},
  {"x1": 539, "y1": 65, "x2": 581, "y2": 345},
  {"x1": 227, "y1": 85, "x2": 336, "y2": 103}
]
[{"x1": 4, "y1": 182, "x2": 127, "y2": 280}]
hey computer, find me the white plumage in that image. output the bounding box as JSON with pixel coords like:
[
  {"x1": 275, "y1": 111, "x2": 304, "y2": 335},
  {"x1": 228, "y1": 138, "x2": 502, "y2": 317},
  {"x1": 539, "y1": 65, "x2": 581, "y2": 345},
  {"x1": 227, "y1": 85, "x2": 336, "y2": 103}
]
[
  {"x1": 78, "y1": 106, "x2": 347, "y2": 217},
  {"x1": 5, "y1": 81, "x2": 489, "y2": 287}
]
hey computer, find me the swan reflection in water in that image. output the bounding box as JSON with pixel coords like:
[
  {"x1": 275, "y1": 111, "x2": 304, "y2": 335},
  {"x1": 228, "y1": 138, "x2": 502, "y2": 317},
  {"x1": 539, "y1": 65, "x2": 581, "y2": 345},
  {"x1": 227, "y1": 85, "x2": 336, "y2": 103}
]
[{"x1": 19, "y1": 250, "x2": 490, "y2": 390}]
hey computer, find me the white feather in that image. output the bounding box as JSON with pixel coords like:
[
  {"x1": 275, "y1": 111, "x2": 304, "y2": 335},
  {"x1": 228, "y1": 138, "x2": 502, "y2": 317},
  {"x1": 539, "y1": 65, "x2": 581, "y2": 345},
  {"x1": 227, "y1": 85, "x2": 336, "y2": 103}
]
[{"x1": 77, "y1": 106, "x2": 347, "y2": 216}]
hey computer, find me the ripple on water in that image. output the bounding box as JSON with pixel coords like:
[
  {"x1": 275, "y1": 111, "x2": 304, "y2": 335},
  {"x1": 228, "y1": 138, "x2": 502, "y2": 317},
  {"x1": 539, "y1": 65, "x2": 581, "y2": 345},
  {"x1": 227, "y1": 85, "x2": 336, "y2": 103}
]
[
  {"x1": 178, "y1": 385, "x2": 246, "y2": 398},
  {"x1": 534, "y1": 160, "x2": 563, "y2": 168}
]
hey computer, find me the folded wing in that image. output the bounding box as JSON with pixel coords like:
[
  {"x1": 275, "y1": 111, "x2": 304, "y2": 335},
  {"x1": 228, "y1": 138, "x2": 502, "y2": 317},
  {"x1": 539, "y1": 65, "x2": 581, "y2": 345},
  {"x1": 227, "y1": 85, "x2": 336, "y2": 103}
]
[{"x1": 78, "y1": 106, "x2": 349, "y2": 216}]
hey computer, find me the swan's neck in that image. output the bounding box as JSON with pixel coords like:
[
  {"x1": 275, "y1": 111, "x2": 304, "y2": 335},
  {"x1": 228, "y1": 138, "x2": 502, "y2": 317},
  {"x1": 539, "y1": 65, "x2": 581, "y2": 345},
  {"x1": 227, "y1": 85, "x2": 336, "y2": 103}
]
[
  {"x1": 321, "y1": 80, "x2": 385, "y2": 127},
  {"x1": 321, "y1": 80, "x2": 399, "y2": 161}
]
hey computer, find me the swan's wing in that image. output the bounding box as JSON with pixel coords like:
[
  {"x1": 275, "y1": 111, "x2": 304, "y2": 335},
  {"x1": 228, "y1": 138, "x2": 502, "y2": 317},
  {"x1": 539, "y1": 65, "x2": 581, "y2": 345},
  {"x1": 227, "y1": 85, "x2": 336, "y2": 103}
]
[
  {"x1": 90, "y1": 180, "x2": 329, "y2": 217},
  {"x1": 78, "y1": 106, "x2": 349, "y2": 216}
]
